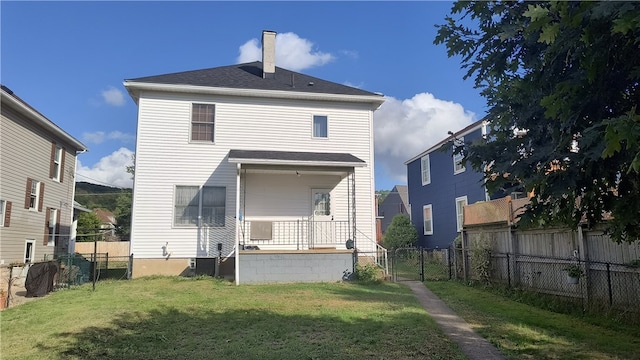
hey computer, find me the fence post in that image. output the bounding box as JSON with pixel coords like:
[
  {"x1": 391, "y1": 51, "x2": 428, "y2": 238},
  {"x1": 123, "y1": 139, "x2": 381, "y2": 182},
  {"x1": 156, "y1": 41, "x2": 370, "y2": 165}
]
[
  {"x1": 507, "y1": 253, "x2": 511, "y2": 287},
  {"x1": 448, "y1": 247, "x2": 453, "y2": 280},
  {"x1": 606, "y1": 263, "x2": 613, "y2": 306},
  {"x1": 128, "y1": 253, "x2": 133, "y2": 280},
  {"x1": 577, "y1": 226, "x2": 590, "y2": 305},
  {"x1": 509, "y1": 226, "x2": 519, "y2": 287},
  {"x1": 420, "y1": 248, "x2": 425, "y2": 282}
]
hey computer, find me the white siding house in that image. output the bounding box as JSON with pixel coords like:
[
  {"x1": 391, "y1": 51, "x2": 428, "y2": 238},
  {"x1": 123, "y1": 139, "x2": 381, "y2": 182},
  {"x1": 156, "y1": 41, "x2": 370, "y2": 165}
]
[{"x1": 124, "y1": 31, "x2": 385, "y2": 283}]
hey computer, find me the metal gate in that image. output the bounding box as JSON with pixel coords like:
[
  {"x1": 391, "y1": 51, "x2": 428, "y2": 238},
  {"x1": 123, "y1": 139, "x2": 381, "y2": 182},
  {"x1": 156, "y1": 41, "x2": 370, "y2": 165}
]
[{"x1": 392, "y1": 247, "x2": 453, "y2": 282}]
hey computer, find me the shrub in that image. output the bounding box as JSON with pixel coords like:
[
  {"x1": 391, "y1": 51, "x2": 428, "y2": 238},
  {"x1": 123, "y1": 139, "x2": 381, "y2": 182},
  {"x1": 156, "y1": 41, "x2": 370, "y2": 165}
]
[
  {"x1": 383, "y1": 214, "x2": 418, "y2": 250},
  {"x1": 354, "y1": 263, "x2": 382, "y2": 284}
]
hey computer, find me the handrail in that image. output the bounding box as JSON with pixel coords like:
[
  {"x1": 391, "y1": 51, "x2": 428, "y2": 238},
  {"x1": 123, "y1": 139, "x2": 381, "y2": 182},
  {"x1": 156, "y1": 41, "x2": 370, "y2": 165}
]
[{"x1": 356, "y1": 228, "x2": 389, "y2": 277}]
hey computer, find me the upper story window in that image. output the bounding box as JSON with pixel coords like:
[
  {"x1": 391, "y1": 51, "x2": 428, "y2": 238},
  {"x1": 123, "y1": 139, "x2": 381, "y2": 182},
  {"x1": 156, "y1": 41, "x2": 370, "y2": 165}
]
[
  {"x1": 51, "y1": 144, "x2": 63, "y2": 181},
  {"x1": 25, "y1": 178, "x2": 43, "y2": 212},
  {"x1": 455, "y1": 196, "x2": 468, "y2": 232},
  {"x1": 313, "y1": 115, "x2": 328, "y2": 138},
  {"x1": 421, "y1": 155, "x2": 431, "y2": 185},
  {"x1": 191, "y1": 104, "x2": 215, "y2": 142},
  {"x1": 453, "y1": 137, "x2": 465, "y2": 174},
  {"x1": 423, "y1": 204, "x2": 433, "y2": 235}
]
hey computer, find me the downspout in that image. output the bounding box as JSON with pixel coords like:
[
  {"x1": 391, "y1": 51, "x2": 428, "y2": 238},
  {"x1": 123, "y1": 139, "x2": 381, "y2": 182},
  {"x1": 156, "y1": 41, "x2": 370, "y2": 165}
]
[{"x1": 235, "y1": 163, "x2": 241, "y2": 285}]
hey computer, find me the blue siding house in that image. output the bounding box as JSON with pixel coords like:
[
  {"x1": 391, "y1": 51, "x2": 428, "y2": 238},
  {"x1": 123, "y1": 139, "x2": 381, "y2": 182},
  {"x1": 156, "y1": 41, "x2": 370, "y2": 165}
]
[{"x1": 405, "y1": 119, "x2": 490, "y2": 249}]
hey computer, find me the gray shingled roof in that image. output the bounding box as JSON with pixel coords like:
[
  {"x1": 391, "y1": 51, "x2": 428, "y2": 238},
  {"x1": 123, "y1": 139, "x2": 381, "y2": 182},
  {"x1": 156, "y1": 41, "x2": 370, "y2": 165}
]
[
  {"x1": 126, "y1": 61, "x2": 379, "y2": 97},
  {"x1": 228, "y1": 149, "x2": 365, "y2": 165}
]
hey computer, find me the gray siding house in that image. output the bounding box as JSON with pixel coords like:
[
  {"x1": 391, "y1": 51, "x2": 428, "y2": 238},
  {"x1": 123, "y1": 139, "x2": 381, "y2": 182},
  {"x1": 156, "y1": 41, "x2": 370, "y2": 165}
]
[
  {"x1": 379, "y1": 185, "x2": 409, "y2": 234},
  {"x1": 0, "y1": 85, "x2": 87, "y2": 265}
]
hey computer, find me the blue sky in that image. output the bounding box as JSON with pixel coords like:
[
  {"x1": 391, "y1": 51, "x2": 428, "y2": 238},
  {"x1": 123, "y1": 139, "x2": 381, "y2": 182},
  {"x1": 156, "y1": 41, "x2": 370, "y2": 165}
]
[{"x1": 2, "y1": 1, "x2": 485, "y2": 190}]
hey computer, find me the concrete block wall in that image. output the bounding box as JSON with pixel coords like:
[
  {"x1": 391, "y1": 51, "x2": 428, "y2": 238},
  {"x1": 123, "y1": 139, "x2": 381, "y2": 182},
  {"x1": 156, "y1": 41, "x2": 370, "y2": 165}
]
[{"x1": 238, "y1": 251, "x2": 353, "y2": 284}]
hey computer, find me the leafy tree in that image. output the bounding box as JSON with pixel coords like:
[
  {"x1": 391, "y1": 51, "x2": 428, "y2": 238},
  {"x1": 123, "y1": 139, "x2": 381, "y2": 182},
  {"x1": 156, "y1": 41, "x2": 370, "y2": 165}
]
[
  {"x1": 377, "y1": 190, "x2": 391, "y2": 204},
  {"x1": 126, "y1": 153, "x2": 135, "y2": 179},
  {"x1": 77, "y1": 212, "x2": 102, "y2": 242},
  {"x1": 435, "y1": 1, "x2": 640, "y2": 242},
  {"x1": 114, "y1": 192, "x2": 132, "y2": 240},
  {"x1": 383, "y1": 214, "x2": 418, "y2": 250}
]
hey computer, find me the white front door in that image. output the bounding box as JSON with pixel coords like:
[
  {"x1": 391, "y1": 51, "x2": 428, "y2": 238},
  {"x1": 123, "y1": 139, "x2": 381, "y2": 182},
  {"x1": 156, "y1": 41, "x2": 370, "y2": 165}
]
[{"x1": 311, "y1": 189, "x2": 334, "y2": 248}]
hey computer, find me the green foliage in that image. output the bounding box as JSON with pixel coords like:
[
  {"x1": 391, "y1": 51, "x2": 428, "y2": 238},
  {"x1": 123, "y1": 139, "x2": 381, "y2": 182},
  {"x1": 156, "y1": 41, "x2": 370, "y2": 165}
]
[
  {"x1": 75, "y1": 182, "x2": 132, "y2": 213},
  {"x1": 435, "y1": 2, "x2": 640, "y2": 242},
  {"x1": 376, "y1": 189, "x2": 390, "y2": 204},
  {"x1": 114, "y1": 192, "x2": 132, "y2": 239},
  {"x1": 564, "y1": 263, "x2": 584, "y2": 278},
  {"x1": 76, "y1": 212, "x2": 102, "y2": 242},
  {"x1": 382, "y1": 214, "x2": 417, "y2": 250},
  {"x1": 469, "y1": 235, "x2": 492, "y2": 284},
  {"x1": 353, "y1": 263, "x2": 382, "y2": 284}
]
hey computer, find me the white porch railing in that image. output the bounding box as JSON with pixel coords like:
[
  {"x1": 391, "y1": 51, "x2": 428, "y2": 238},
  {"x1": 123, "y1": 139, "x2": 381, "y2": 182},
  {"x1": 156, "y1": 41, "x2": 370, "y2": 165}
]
[
  {"x1": 356, "y1": 228, "x2": 389, "y2": 277},
  {"x1": 241, "y1": 219, "x2": 351, "y2": 250}
]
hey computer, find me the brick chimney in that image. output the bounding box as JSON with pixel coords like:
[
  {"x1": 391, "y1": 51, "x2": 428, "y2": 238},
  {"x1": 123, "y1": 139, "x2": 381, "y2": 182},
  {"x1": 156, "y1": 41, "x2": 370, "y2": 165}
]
[{"x1": 262, "y1": 30, "x2": 276, "y2": 79}]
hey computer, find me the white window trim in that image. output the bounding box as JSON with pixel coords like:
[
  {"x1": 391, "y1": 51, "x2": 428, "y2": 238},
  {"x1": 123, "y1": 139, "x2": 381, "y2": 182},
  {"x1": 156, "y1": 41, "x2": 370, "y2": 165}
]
[
  {"x1": 189, "y1": 103, "x2": 216, "y2": 143},
  {"x1": 48, "y1": 208, "x2": 58, "y2": 247},
  {"x1": 423, "y1": 204, "x2": 433, "y2": 235},
  {"x1": 453, "y1": 137, "x2": 465, "y2": 175},
  {"x1": 29, "y1": 181, "x2": 41, "y2": 211},
  {"x1": 0, "y1": 200, "x2": 5, "y2": 227},
  {"x1": 312, "y1": 114, "x2": 329, "y2": 139},
  {"x1": 25, "y1": 239, "x2": 35, "y2": 264},
  {"x1": 173, "y1": 185, "x2": 226, "y2": 228},
  {"x1": 455, "y1": 196, "x2": 468, "y2": 232},
  {"x1": 421, "y1": 154, "x2": 431, "y2": 186},
  {"x1": 53, "y1": 146, "x2": 63, "y2": 181}
]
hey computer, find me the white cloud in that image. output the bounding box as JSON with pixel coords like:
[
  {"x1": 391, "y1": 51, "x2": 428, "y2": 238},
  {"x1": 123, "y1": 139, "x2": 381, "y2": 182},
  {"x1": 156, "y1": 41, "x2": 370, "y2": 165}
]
[
  {"x1": 102, "y1": 86, "x2": 126, "y2": 106},
  {"x1": 76, "y1": 147, "x2": 134, "y2": 188},
  {"x1": 374, "y1": 93, "x2": 476, "y2": 184},
  {"x1": 340, "y1": 50, "x2": 359, "y2": 59},
  {"x1": 83, "y1": 131, "x2": 135, "y2": 145},
  {"x1": 82, "y1": 131, "x2": 106, "y2": 144},
  {"x1": 237, "y1": 32, "x2": 334, "y2": 71}
]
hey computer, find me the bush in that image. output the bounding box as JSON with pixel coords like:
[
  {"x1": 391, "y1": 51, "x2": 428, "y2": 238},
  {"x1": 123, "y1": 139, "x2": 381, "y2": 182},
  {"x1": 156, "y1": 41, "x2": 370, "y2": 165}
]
[
  {"x1": 383, "y1": 214, "x2": 418, "y2": 250},
  {"x1": 354, "y1": 263, "x2": 382, "y2": 284}
]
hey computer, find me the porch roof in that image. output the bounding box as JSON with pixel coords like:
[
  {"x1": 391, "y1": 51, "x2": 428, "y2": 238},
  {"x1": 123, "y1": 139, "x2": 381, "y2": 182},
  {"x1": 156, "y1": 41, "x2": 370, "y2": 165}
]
[{"x1": 228, "y1": 149, "x2": 366, "y2": 167}]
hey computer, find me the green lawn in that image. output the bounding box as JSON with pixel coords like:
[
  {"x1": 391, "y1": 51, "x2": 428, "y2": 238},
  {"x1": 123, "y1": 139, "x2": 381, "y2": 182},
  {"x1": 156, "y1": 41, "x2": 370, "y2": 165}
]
[
  {"x1": 1, "y1": 277, "x2": 465, "y2": 360},
  {"x1": 426, "y1": 281, "x2": 640, "y2": 360}
]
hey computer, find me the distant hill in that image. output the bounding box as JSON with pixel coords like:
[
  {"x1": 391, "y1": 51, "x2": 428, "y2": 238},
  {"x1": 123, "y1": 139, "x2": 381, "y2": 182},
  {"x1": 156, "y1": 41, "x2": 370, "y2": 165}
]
[{"x1": 75, "y1": 182, "x2": 132, "y2": 212}]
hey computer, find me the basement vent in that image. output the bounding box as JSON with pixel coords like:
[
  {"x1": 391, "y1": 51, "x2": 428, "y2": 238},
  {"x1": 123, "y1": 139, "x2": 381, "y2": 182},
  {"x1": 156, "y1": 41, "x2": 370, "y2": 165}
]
[{"x1": 188, "y1": 258, "x2": 196, "y2": 270}]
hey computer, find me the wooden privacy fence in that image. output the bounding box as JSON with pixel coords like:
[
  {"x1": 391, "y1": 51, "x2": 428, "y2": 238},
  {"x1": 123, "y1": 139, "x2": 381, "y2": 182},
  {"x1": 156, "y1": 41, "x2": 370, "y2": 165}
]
[
  {"x1": 75, "y1": 241, "x2": 131, "y2": 257},
  {"x1": 460, "y1": 198, "x2": 640, "y2": 317}
]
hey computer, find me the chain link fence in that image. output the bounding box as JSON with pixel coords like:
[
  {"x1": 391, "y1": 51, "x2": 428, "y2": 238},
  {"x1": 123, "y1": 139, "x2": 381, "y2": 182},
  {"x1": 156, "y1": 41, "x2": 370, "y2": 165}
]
[
  {"x1": 55, "y1": 253, "x2": 133, "y2": 288},
  {"x1": 454, "y1": 247, "x2": 640, "y2": 320},
  {"x1": 391, "y1": 247, "x2": 453, "y2": 282}
]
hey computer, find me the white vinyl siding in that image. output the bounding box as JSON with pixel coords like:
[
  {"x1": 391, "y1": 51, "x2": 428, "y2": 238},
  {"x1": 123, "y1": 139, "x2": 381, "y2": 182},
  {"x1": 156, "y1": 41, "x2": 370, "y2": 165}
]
[
  {"x1": 131, "y1": 93, "x2": 376, "y2": 258},
  {"x1": 421, "y1": 155, "x2": 430, "y2": 185},
  {"x1": 423, "y1": 204, "x2": 433, "y2": 235},
  {"x1": 455, "y1": 196, "x2": 467, "y2": 232}
]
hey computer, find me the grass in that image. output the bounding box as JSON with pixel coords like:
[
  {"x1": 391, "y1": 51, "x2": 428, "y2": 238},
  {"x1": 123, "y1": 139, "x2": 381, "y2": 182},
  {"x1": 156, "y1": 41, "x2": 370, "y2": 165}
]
[
  {"x1": 425, "y1": 281, "x2": 640, "y2": 360},
  {"x1": 1, "y1": 277, "x2": 465, "y2": 360}
]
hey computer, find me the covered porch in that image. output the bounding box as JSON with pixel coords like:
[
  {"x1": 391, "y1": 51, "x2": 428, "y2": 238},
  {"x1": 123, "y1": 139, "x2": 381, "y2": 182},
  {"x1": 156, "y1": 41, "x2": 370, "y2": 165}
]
[{"x1": 228, "y1": 149, "x2": 365, "y2": 284}]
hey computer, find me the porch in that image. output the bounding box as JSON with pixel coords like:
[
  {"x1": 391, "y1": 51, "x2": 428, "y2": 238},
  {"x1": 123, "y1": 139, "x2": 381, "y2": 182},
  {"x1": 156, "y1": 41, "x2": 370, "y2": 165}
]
[
  {"x1": 225, "y1": 149, "x2": 387, "y2": 284},
  {"x1": 241, "y1": 219, "x2": 353, "y2": 250}
]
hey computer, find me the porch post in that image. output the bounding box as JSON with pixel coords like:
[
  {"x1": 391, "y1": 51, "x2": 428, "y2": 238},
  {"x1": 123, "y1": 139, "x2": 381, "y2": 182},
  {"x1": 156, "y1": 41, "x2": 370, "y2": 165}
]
[{"x1": 235, "y1": 163, "x2": 241, "y2": 285}]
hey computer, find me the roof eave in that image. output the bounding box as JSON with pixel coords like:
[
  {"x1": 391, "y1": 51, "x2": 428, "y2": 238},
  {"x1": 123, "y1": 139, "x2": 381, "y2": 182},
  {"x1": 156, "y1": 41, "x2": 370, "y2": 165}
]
[
  {"x1": 228, "y1": 157, "x2": 366, "y2": 168},
  {"x1": 1, "y1": 88, "x2": 88, "y2": 152},
  {"x1": 123, "y1": 81, "x2": 385, "y2": 109},
  {"x1": 404, "y1": 119, "x2": 488, "y2": 165}
]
